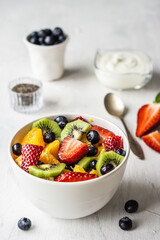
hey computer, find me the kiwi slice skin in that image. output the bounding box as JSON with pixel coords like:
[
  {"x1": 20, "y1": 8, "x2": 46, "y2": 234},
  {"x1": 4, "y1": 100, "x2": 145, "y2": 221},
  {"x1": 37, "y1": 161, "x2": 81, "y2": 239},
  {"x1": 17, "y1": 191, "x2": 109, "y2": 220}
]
[
  {"x1": 96, "y1": 151, "x2": 124, "y2": 176},
  {"x1": 61, "y1": 119, "x2": 91, "y2": 140},
  {"x1": 77, "y1": 156, "x2": 98, "y2": 171},
  {"x1": 29, "y1": 163, "x2": 65, "y2": 178},
  {"x1": 32, "y1": 118, "x2": 61, "y2": 139}
]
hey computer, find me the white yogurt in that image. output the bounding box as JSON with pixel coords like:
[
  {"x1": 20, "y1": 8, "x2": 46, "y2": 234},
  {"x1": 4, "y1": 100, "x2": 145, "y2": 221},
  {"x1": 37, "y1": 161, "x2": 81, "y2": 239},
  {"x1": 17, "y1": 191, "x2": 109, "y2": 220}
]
[{"x1": 95, "y1": 50, "x2": 152, "y2": 90}]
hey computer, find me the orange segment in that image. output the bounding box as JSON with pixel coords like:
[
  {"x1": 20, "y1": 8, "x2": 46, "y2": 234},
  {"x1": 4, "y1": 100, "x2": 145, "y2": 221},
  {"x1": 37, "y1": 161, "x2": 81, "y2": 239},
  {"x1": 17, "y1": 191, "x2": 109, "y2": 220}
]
[
  {"x1": 73, "y1": 165, "x2": 86, "y2": 173},
  {"x1": 21, "y1": 128, "x2": 45, "y2": 148},
  {"x1": 45, "y1": 140, "x2": 60, "y2": 158},
  {"x1": 39, "y1": 140, "x2": 60, "y2": 164},
  {"x1": 40, "y1": 152, "x2": 60, "y2": 164},
  {"x1": 15, "y1": 155, "x2": 22, "y2": 167}
]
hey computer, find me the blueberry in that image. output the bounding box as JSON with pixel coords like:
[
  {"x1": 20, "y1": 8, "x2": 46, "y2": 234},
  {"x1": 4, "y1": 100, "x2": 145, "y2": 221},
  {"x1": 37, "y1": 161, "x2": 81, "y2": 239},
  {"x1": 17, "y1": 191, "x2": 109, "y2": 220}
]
[
  {"x1": 87, "y1": 146, "x2": 98, "y2": 156},
  {"x1": 37, "y1": 161, "x2": 44, "y2": 165},
  {"x1": 119, "y1": 217, "x2": 132, "y2": 230},
  {"x1": 89, "y1": 159, "x2": 97, "y2": 169},
  {"x1": 38, "y1": 29, "x2": 47, "y2": 38},
  {"x1": 44, "y1": 28, "x2": 52, "y2": 36},
  {"x1": 44, "y1": 35, "x2": 55, "y2": 45},
  {"x1": 43, "y1": 131, "x2": 55, "y2": 143},
  {"x1": 53, "y1": 27, "x2": 63, "y2": 37},
  {"x1": 87, "y1": 130, "x2": 100, "y2": 144},
  {"x1": 29, "y1": 36, "x2": 39, "y2": 45},
  {"x1": 65, "y1": 164, "x2": 73, "y2": 171},
  {"x1": 18, "y1": 217, "x2": 31, "y2": 231},
  {"x1": 58, "y1": 34, "x2": 66, "y2": 43},
  {"x1": 54, "y1": 116, "x2": 68, "y2": 129},
  {"x1": 116, "y1": 148, "x2": 126, "y2": 156},
  {"x1": 38, "y1": 37, "x2": 44, "y2": 45},
  {"x1": 100, "y1": 163, "x2": 114, "y2": 175},
  {"x1": 125, "y1": 200, "x2": 138, "y2": 213},
  {"x1": 29, "y1": 31, "x2": 38, "y2": 38},
  {"x1": 12, "y1": 143, "x2": 22, "y2": 156}
]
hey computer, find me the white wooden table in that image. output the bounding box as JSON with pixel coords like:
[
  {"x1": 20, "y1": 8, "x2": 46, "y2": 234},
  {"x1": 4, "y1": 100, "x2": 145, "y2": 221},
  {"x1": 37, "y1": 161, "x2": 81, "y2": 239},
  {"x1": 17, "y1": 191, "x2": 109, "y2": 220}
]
[{"x1": 0, "y1": 0, "x2": 160, "y2": 239}]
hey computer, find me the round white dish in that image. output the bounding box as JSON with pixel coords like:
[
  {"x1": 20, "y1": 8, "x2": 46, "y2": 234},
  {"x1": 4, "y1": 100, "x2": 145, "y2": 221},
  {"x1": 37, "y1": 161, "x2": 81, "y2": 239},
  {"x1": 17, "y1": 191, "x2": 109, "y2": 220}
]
[{"x1": 9, "y1": 113, "x2": 130, "y2": 219}]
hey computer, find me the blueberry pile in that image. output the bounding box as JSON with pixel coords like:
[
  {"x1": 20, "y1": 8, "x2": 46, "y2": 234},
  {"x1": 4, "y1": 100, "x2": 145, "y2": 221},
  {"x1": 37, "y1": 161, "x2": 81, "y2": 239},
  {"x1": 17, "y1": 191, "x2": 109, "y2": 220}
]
[{"x1": 27, "y1": 27, "x2": 66, "y2": 46}]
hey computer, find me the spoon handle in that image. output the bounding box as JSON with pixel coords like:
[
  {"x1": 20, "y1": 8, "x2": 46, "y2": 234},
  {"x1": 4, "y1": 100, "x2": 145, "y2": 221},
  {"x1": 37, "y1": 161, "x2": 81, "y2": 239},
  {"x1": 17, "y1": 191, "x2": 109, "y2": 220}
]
[{"x1": 120, "y1": 118, "x2": 144, "y2": 160}]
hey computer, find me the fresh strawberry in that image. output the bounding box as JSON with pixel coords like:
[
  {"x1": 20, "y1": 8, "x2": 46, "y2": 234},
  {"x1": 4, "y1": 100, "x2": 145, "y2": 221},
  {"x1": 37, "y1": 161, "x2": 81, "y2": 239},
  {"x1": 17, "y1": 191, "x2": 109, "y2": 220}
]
[
  {"x1": 90, "y1": 125, "x2": 115, "y2": 143},
  {"x1": 136, "y1": 95, "x2": 160, "y2": 137},
  {"x1": 58, "y1": 136, "x2": 89, "y2": 164},
  {"x1": 21, "y1": 144, "x2": 43, "y2": 172},
  {"x1": 142, "y1": 131, "x2": 160, "y2": 153},
  {"x1": 55, "y1": 172, "x2": 98, "y2": 182},
  {"x1": 71, "y1": 116, "x2": 88, "y2": 122},
  {"x1": 104, "y1": 136, "x2": 123, "y2": 152}
]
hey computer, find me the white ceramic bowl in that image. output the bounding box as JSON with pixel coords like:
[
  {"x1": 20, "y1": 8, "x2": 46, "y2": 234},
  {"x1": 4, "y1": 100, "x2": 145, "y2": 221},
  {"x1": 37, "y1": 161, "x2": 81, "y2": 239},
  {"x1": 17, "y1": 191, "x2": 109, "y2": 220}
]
[{"x1": 9, "y1": 114, "x2": 130, "y2": 219}]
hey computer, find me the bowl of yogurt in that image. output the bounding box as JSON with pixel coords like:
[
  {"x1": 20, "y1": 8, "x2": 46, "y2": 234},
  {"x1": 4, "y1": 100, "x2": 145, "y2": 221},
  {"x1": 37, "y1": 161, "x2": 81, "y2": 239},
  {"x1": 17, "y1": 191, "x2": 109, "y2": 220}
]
[{"x1": 94, "y1": 49, "x2": 153, "y2": 90}]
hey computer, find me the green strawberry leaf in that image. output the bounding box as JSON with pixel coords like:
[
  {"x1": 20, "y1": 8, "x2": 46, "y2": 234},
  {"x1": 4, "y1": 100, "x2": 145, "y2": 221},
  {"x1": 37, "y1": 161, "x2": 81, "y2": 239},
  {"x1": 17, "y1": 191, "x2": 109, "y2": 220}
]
[{"x1": 155, "y1": 92, "x2": 160, "y2": 103}]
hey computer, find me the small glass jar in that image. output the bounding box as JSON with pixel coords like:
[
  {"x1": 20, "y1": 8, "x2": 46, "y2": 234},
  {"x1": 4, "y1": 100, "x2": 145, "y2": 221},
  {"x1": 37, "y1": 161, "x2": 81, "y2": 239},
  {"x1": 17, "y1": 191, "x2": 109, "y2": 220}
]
[{"x1": 8, "y1": 77, "x2": 43, "y2": 113}]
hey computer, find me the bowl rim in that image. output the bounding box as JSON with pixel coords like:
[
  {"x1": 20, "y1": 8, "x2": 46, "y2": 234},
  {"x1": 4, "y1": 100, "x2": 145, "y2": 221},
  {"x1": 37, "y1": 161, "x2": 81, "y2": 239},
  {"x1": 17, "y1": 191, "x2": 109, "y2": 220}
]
[
  {"x1": 94, "y1": 48, "x2": 153, "y2": 76},
  {"x1": 9, "y1": 113, "x2": 130, "y2": 185}
]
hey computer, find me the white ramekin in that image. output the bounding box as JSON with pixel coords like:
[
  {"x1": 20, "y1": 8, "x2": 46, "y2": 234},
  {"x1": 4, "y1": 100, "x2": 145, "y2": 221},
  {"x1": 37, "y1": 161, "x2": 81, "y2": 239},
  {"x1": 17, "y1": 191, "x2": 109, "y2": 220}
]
[
  {"x1": 9, "y1": 113, "x2": 130, "y2": 219},
  {"x1": 24, "y1": 36, "x2": 69, "y2": 81}
]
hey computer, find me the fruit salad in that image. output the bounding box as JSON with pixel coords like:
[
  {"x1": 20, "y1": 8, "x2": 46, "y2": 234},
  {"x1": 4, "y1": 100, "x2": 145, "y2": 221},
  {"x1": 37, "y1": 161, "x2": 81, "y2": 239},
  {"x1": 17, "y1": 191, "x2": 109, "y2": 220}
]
[{"x1": 12, "y1": 116, "x2": 126, "y2": 182}]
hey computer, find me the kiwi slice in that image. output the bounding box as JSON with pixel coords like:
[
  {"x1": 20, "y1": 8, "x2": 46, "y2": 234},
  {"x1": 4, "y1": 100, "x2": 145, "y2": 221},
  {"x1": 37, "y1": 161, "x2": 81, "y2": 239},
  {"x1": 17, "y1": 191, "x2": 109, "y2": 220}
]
[
  {"x1": 29, "y1": 163, "x2": 65, "y2": 178},
  {"x1": 77, "y1": 156, "x2": 98, "y2": 171},
  {"x1": 61, "y1": 119, "x2": 91, "y2": 140},
  {"x1": 32, "y1": 118, "x2": 61, "y2": 139},
  {"x1": 96, "y1": 151, "x2": 124, "y2": 176}
]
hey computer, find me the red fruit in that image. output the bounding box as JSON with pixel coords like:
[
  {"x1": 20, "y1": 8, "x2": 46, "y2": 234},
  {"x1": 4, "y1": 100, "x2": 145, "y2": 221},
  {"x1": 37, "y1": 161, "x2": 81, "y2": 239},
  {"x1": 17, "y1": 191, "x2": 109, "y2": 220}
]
[
  {"x1": 136, "y1": 103, "x2": 160, "y2": 137},
  {"x1": 90, "y1": 125, "x2": 115, "y2": 143},
  {"x1": 142, "y1": 131, "x2": 160, "y2": 153},
  {"x1": 55, "y1": 172, "x2": 98, "y2": 182},
  {"x1": 21, "y1": 144, "x2": 43, "y2": 172},
  {"x1": 71, "y1": 116, "x2": 88, "y2": 122},
  {"x1": 104, "y1": 136, "x2": 123, "y2": 152},
  {"x1": 58, "y1": 136, "x2": 89, "y2": 164}
]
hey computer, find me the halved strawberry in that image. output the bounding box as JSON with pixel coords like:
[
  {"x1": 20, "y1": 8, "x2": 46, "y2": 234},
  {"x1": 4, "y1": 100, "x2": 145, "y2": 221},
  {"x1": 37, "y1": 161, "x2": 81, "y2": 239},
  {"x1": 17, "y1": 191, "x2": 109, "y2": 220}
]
[
  {"x1": 55, "y1": 172, "x2": 98, "y2": 182},
  {"x1": 21, "y1": 144, "x2": 43, "y2": 172},
  {"x1": 90, "y1": 125, "x2": 115, "y2": 143},
  {"x1": 58, "y1": 136, "x2": 89, "y2": 164},
  {"x1": 142, "y1": 131, "x2": 160, "y2": 153},
  {"x1": 104, "y1": 136, "x2": 123, "y2": 152},
  {"x1": 136, "y1": 103, "x2": 160, "y2": 137}
]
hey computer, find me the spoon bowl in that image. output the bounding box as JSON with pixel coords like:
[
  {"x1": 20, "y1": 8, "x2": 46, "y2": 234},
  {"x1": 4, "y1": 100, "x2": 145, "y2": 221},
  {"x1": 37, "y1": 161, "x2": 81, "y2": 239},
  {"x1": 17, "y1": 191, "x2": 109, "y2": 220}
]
[{"x1": 104, "y1": 93, "x2": 125, "y2": 118}]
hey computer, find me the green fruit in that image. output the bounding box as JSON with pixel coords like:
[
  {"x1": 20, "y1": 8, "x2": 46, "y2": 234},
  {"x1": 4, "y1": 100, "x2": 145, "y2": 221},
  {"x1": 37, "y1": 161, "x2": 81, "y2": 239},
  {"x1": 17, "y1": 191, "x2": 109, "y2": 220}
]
[
  {"x1": 77, "y1": 156, "x2": 98, "y2": 170},
  {"x1": 32, "y1": 118, "x2": 61, "y2": 139},
  {"x1": 61, "y1": 119, "x2": 91, "y2": 140},
  {"x1": 29, "y1": 163, "x2": 65, "y2": 178},
  {"x1": 96, "y1": 151, "x2": 124, "y2": 176}
]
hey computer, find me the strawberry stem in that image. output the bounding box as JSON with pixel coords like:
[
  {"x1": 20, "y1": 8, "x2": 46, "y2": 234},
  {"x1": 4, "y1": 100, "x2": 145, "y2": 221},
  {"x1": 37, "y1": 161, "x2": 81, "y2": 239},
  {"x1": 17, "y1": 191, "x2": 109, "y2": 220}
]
[{"x1": 155, "y1": 92, "x2": 160, "y2": 103}]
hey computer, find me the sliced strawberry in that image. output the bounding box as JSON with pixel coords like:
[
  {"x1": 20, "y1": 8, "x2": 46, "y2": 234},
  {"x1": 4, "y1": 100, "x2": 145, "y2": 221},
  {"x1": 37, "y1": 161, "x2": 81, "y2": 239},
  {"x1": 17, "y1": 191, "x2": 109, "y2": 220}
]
[
  {"x1": 142, "y1": 131, "x2": 160, "y2": 153},
  {"x1": 21, "y1": 144, "x2": 43, "y2": 172},
  {"x1": 90, "y1": 125, "x2": 115, "y2": 143},
  {"x1": 71, "y1": 116, "x2": 88, "y2": 123},
  {"x1": 136, "y1": 103, "x2": 160, "y2": 137},
  {"x1": 58, "y1": 136, "x2": 89, "y2": 164},
  {"x1": 104, "y1": 136, "x2": 123, "y2": 152},
  {"x1": 55, "y1": 172, "x2": 98, "y2": 182}
]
